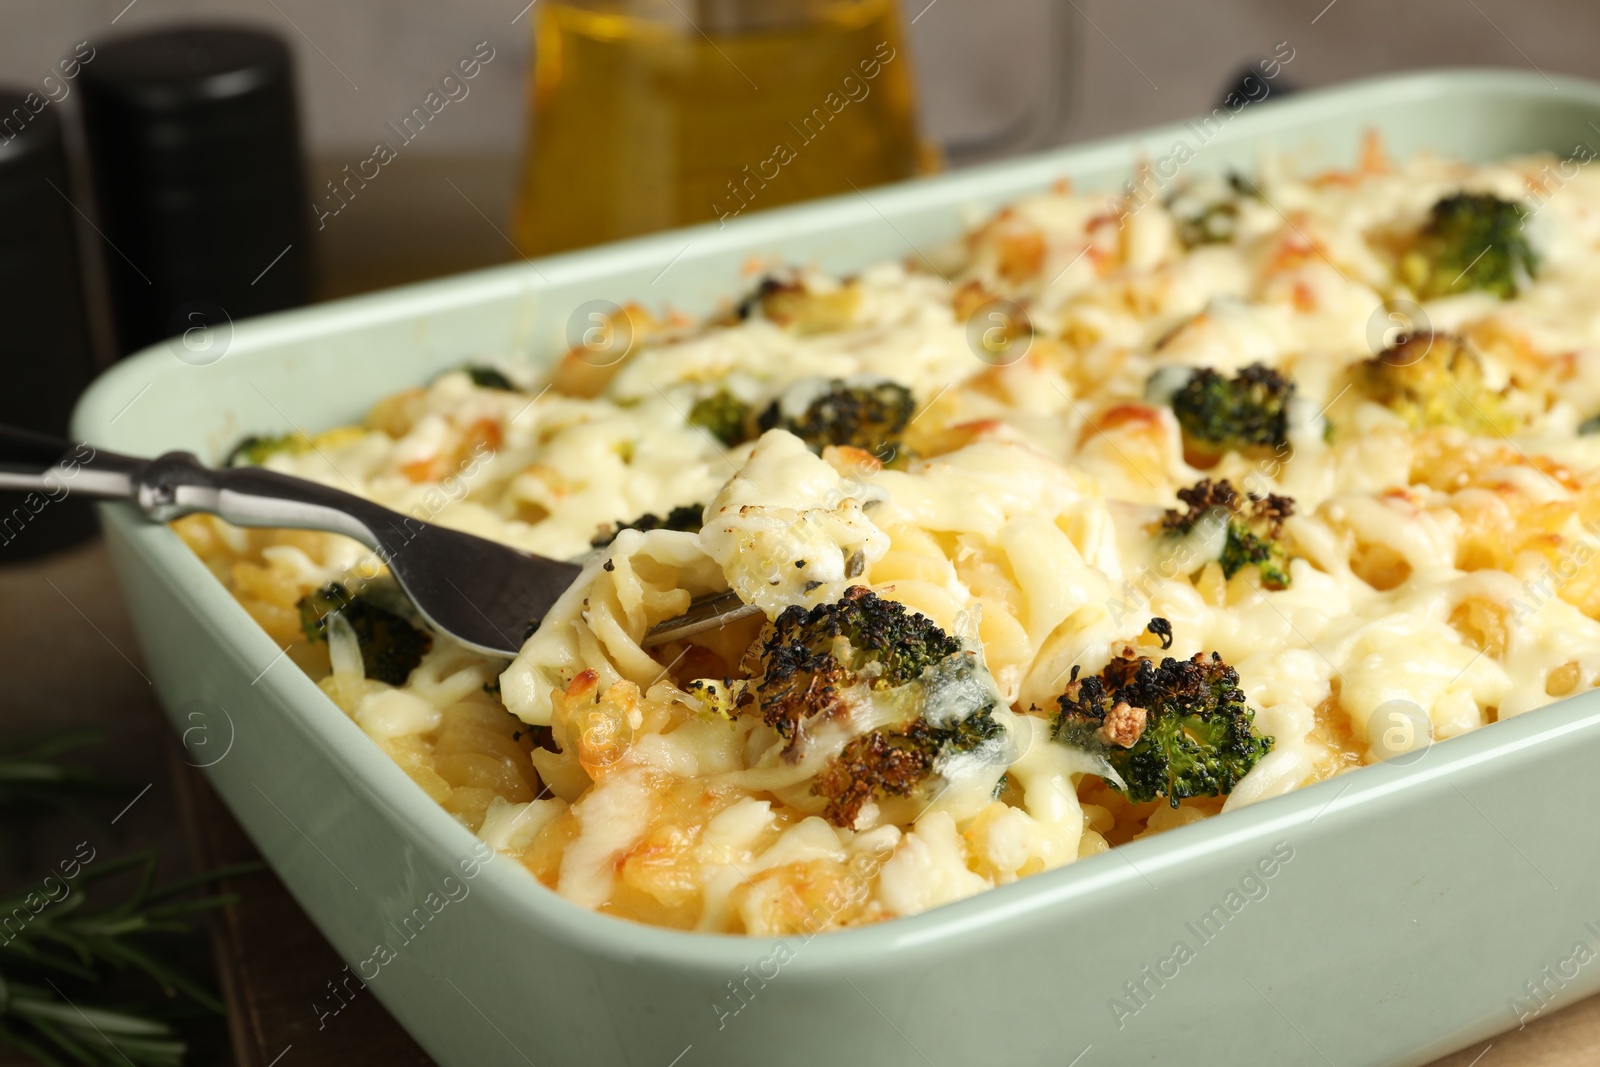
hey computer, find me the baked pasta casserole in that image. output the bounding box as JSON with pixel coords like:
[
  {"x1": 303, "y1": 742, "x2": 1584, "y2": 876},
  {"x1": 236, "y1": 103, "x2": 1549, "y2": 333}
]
[{"x1": 176, "y1": 140, "x2": 1600, "y2": 934}]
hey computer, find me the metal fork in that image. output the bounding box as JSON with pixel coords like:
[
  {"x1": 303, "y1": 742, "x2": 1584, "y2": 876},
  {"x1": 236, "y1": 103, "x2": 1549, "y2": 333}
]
[{"x1": 0, "y1": 426, "x2": 758, "y2": 656}]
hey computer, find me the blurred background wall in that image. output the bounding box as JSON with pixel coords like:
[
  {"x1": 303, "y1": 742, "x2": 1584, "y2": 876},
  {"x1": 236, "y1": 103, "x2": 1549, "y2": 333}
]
[{"x1": 5, "y1": 0, "x2": 1596, "y2": 294}]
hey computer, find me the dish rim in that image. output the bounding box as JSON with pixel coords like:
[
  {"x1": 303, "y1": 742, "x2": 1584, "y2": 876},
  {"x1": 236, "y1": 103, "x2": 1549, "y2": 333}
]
[{"x1": 72, "y1": 65, "x2": 1600, "y2": 971}]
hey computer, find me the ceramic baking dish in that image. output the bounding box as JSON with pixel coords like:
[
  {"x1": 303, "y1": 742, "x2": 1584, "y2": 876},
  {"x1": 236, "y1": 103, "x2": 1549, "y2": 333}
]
[{"x1": 74, "y1": 69, "x2": 1600, "y2": 1067}]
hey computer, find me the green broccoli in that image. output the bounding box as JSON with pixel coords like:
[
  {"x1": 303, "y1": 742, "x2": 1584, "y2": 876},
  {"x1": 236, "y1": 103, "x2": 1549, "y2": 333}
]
[
  {"x1": 716, "y1": 586, "x2": 1005, "y2": 827},
  {"x1": 1162, "y1": 478, "x2": 1296, "y2": 589},
  {"x1": 297, "y1": 583, "x2": 433, "y2": 686},
  {"x1": 1353, "y1": 332, "x2": 1515, "y2": 436},
  {"x1": 1175, "y1": 201, "x2": 1240, "y2": 249},
  {"x1": 463, "y1": 365, "x2": 517, "y2": 391},
  {"x1": 590, "y1": 503, "x2": 705, "y2": 548},
  {"x1": 1580, "y1": 414, "x2": 1600, "y2": 435},
  {"x1": 757, "y1": 378, "x2": 915, "y2": 458},
  {"x1": 688, "y1": 388, "x2": 753, "y2": 448},
  {"x1": 224, "y1": 432, "x2": 312, "y2": 468},
  {"x1": 1169, "y1": 364, "x2": 1294, "y2": 459},
  {"x1": 1400, "y1": 193, "x2": 1536, "y2": 300},
  {"x1": 1169, "y1": 172, "x2": 1262, "y2": 249},
  {"x1": 1053, "y1": 642, "x2": 1272, "y2": 807}
]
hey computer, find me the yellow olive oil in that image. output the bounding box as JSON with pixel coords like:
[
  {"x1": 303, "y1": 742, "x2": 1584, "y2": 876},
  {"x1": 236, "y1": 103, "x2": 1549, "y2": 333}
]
[{"x1": 512, "y1": 0, "x2": 927, "y2": 256}]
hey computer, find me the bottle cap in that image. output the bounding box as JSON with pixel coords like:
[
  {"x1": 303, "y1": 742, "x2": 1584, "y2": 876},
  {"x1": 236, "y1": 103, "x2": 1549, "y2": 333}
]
[{"x1": 79, "y1": 25, "x2": 312, "y2": 355}]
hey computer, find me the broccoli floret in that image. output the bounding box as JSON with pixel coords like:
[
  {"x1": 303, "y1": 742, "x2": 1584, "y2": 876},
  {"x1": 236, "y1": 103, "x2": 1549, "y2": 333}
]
[
  {"x1": 737, "y1": 276, "x2": 860, "y2": 334},
  {"x1": 463, "y1": 365, "x2": 517, "y2": 391},
  {"x1": 688, "y1": 389, "x2": 753, "y2": 448},
  {"x1": 1580, "y1": 414, "x2": 1600, "y2": 435},
  {"x1": 734, "y1": 276, "x2": 787, "y2": 321},
  {"x1": 724, "y1": 587, "x2": 1003, "y2": 827},
  {"x1": 1053, "y1": 644, "x2": 1272, "y2": 807},
  {"x1": 590, "y1": 503, "x2": 705, "y2": 548},
  {"x1": 1162, "y1": 478, "x2": 1296, "y2": 590},
  {"x1": 757, "y1": 378, "x2": 915, "y2": 457},
  {"x1": 1169, "y1": 173, "x2": 1261, "y2": 249},
  {"x1": 298, "y1": 583, "x2": 433, "y2": 686},
  {"x1": 1175, "y1": 201, "x2": 1239, "y2": 248},
  {"x1": 814, "y1": 707, "x2": 1006, "y2": 828},
  {"x1": 224, "y1": 432, "x2": 311, "y2": 468},
  {"x1": 1400, "y1": 193, "x2": 1536, "y2": 300},
  {"x1": 1353, "y1": 332, "x2": 1515, "y2": 435},
  {"x1": 743, "y1": 586, "x2": 963, "y2": 735},
  {"x1": 1170, "y1": 364, "x2": 1294, "y2": 458}
]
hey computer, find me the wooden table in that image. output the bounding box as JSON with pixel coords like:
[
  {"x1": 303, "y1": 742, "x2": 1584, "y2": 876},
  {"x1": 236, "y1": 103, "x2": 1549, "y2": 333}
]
[{"x1": 1, "y1": 537, "x2": 1592, "y2": 1067}]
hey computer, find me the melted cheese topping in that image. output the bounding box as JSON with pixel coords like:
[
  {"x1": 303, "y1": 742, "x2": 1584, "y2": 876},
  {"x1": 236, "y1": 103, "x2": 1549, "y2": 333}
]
[
  {"x1": 698, "y1": 429, "x2": 890, "y2": 615},
  {"x1": 178, "y1": 146, "x2": 1600, "y2": 935}
]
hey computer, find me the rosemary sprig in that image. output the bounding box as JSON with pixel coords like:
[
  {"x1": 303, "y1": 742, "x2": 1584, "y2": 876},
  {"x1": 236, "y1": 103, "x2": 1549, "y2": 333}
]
[
  {"x1": 0, "y1": 853, "x2": 256, "y2": 1067},
  {"x1": 0, "y1": 731, "x2": 113, "y2": 809},
  {"x1": 0, "y1": 729, "x2": 260, "y2": 1066},
  {"x1": 0, "y1": 978, "x2": 188, "y2": 1067},
  {"x1": 0, "y1": 731, "x2": 117, "y2": 866}
]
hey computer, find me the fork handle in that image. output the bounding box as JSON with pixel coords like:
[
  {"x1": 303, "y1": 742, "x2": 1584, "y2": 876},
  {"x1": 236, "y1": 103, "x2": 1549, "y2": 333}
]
[
  {"x1": 0, "y1": 425, "x2": 149, "y2": 500},
  {"x1": 0, "y1": 425, "x2": 385, "y2": 548}
]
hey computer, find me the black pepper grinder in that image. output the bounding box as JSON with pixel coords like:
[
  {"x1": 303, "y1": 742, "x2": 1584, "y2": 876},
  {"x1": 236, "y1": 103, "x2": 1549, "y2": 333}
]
[
  {"x1": 0, "y1": 88, "x2": 99, "y2": 560},
  {"x1": 79, "y1": 25, "x2": 313, "y2": 356}
]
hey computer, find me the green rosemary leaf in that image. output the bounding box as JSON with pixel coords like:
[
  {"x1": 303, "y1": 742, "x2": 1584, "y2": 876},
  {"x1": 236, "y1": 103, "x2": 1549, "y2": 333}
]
[{"x1": 0, "y1": 730, "x2": 254, "y2": 1066}]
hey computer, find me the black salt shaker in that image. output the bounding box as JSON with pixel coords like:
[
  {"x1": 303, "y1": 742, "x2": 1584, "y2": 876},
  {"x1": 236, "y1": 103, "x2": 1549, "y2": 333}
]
[
  {"x1": 79, "y1": 24, "x2": 313, "y2": 356},
  {"x1": 0, "y1": 88, "x2": 98, "y2": 560}
]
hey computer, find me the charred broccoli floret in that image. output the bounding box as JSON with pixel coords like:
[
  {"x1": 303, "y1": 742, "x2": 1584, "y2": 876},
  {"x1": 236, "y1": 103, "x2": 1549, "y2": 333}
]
[
  {"x1": 757, "y1": 378, "x2": 915, "y2": 457},
  {"x1": 742, "y1": 586, "x2": 963, "y2": 735},
  {"x1": 1053, "y1": 643, "x2": 1272, "y2": 807},
  {"x1": 224, "y1": 432, "x2": 311, "y2": 468},
  {"x1": 1353, "y1": 332, "x2": 1515, "y2": 435},
  {"x1": 1170, "y1": 364, "x2": 1294, "y2": 458},
  {"x1": 737, "y1": 276, "x2": 861, "y2": 334},
  {"x1": 590, "y1": 503, "x2": 705, "y2": 548},
  {"x1": 724, "y1": 587, "x2": 1004, "y2": 827},
  {"x1": 814, "y1": 706, "x2": 1005, "y2": 828},
  {"x1": 735, "y1": 276, "x2": 787, "y2": 321},
  {"x1": 297, "y1": 583, "x2": 433, "y2": 686},
  {"x1": 1162, "y1": 478, "x2": 1296, "y2": 589},
  {"x1": 463, "y1": 365, "x2": 517, "y2": 391},
  {"x1": 688, "y1": 388, "x2": 753, "y2": 448},
  {"x1": 1400, "y1": 193, "x2": 1536, "y2": 300}
]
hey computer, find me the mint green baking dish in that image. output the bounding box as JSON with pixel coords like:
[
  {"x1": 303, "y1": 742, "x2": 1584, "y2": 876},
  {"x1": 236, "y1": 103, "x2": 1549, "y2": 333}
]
[{"x1": 74, "y1": 70, "x2": 1600, "y2": 1066}]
